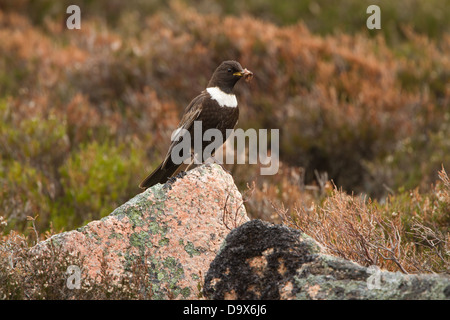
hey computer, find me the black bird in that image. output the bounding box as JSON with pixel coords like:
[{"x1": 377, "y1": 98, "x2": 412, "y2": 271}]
[{"x1": 139, "y1": 60, "x2": 253, "y2": 189}]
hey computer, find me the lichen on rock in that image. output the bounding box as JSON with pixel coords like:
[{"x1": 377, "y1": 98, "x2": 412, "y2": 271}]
[
  {"x1": 32, "y1": 164, "x2": 249, "y2": 299},
  {"x1": 204, "y1": 219, "x2": 450, "y2": 300}
]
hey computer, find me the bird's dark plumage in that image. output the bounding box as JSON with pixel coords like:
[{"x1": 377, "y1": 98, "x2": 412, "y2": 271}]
[{"x1": 139, "y1": 60, "x2": 253, "y2": 189}]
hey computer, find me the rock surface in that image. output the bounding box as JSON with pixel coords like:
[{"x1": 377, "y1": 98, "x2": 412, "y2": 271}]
[
  {"x1": 204, "y1": 219, "x2": 450, "y2": 300},
  {"x1": 33, "y1": 164, "x2": 249, "y2": 299},
  {"x1": 30, "y1": 164, "x2": 449, "y2": 300}
]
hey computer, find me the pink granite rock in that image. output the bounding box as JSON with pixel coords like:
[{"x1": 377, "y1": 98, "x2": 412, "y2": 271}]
[{"x1": 33, "y1": 164, "x2": 249, "y2": 299}]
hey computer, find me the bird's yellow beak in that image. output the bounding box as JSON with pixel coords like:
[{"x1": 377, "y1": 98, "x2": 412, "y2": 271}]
[
  {"x1": 233, "y1": 68, "x2": 253, "y2": 82},
  {"x1": 233, "y1": 68, "x2": 252, "y2": 77}
]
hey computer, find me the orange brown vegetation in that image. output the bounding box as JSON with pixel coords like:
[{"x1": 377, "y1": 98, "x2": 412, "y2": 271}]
[{"x1": 276, "y1": 167, "x2": 449, "y2": 274}]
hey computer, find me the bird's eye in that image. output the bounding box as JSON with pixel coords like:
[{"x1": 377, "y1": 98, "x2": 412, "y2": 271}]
[{"x1": 227, "y1": 68, "x2": 232, "y2": 73}]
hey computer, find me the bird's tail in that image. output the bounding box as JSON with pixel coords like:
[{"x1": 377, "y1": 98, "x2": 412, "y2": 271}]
[{"x1": 139, "y1": 161, "x2": 187, "y2": 189}]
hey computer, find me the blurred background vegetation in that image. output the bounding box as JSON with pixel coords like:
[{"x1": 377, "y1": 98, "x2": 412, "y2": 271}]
[{"x1": 0, "y1": 0, "x2": 448, "y2": 242}]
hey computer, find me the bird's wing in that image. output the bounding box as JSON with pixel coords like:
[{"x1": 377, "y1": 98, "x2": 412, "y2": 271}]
[{"x1": 161, "y1": 91, "x2": 208, "y2": 167}]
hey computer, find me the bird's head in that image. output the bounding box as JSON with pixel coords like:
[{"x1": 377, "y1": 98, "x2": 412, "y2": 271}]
[{"x1": 207, "y1": 60, "x2": 253, "y2": 93}]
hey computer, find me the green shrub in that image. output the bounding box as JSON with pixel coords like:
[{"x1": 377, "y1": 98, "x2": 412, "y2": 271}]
[{"x1": 55, "y1": 141, "x2": 145, "y2": 230}]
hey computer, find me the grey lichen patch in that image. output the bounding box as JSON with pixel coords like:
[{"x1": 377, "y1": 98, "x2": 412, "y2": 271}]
[
  {"x1": 292, "y1": 252, "x2": 450, "y2": 300},
  {"x1": 46, "y1": 233, "x2": 66, "y2": 247},
  {"x1": 129, "y1": 231, "x2": 152, "y2": 252},
  {"x1": 216, "y1": 238, "x2": 227, "y2": 255},
  {"x1": 158, "y1": 237, "x2": 170, "y2": 246},
  {"x1": 108, "y1": 232, "x2": 123, "y2": 240},
  {"x1": 89, "y1": 231, "x2": 103, "y2": 245},
  {"x1": 151, "y1": 183, "x2": 168, "y2": 200},
  {"x1": 207, "y1": 164, "x2": 227, "y2": 178},
  {"x1": 114, "y1": 206, "x2": 145, "y2": 228},
  {"x1": 148, "y1": 220, "x2": 166, "y2": 235},
  {"x1": 180, "y1": 287, "x2": 191, "y2": 298},
  {"x1": 293, "y1": 273, "x2": 368, "y2": 300},
  {"x1": 163, "y1": 256, "x2": 177, "y2": 269},
  {"x1": 315, "y1": 254, "x2": 368, "y2": 280},
  {"x1": 297, "y1": 233, "x2": 323, "y2": 255},
  {"x1": 110, "y1": 191, "x2": 147, "y2": 214},
  {"x1": 163, "y1": 257, "x2": 185, "y2": 287},
  {"x1": 184, "y1": 241, "x2": 202, "y2": 258},
  {"x1": 149, "y1": 184, "x2": 169, "y2": 215},
  {"x1": 145, "y1": 255, "x2": 187, "y2": 300},
  {"x1": 110, "y1": 186, "x2": 167, "y2": 228}
]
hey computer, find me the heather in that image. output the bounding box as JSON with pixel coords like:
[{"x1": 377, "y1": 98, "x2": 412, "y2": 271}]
[{"x1": 0, "y1": 0, "x2": 449, "y2": 292}]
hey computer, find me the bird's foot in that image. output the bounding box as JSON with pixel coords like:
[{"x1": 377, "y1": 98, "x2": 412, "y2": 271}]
[
  {"x1": 162, "y1": 171, "x2": 187, "y2": 190},
  {"x1": 174, "y1": 170, "x2": 188, "y2": 180}
]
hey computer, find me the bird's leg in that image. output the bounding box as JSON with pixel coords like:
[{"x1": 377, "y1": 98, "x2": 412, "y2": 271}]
[
  {"x1": 163, "y1": 153, "x2": 197, "y2": 190},
  {"x1": 163, "y1": 170, "x2": 187, "y2": 190}
]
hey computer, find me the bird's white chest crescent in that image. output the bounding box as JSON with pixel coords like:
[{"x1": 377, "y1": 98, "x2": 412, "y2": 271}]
[{"x1": 206, "y1": 87, "x2": 238, "y2": 108}]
